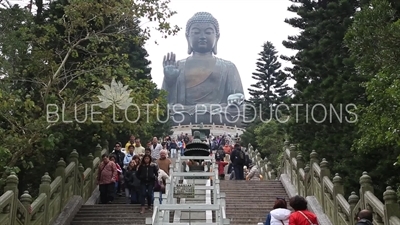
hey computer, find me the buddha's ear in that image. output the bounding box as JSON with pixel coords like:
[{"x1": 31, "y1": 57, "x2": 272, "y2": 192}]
[
  {"x1": 186, "y1": 34, "x2": 192, "y2": 55},
  {"x1": 213, "y1": 34, "x2": 220, "y2": 55}
]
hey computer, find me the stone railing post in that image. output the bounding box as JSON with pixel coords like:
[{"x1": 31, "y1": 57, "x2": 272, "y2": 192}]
[
  {"x1": 309, "y1": 150, "x2": 319, "y2": 165},
  {"x1": 348, "y1": 192, "x2": 359, "y2": 225},
  {"x1": 359, "y1": 172, "x2": 373, "y2": 208},
  {"x1": 86, "y1": 153, "x2": 94, "y2": 192},
  {"x1": 256, "y1": 152, "x2": 261, "y2": 163},
  {"x1": 94, "y1": 144, "x2": 102, "y2": 158},
  {"x1": 296, "y1": 153, "x2": 304, "y2": 193},
  {"x1": 304, "y1": 164, "x2": 310, "y2": 195},
  {"x1": 261, "y1": 157, "x2": 267, "y2": 171},
  {"x1": 68, "y1": 150, "x2": 80, "y2": 195},
  {"x1": 102, "y1": 140, "x2": 109, "y2": 151},
  {"x1": 332, "y1": 173, "x2": 344, "y2": 225},
  {"x1": 39, "y1": 172, "x2": 51, "y2": 224},
  {"x1": 270, "y1": 169, "x2": 277, "y2": 180},
  {"x1": 280, "y1": 141, "x2": 289, "y2": 175},
  {"x1": 266, "y1": 161, "x2": 273, "y2": 180},
  {"x1": 154, "y1": 192, "x2": 160, "y2": 206},
  {"x1": 288, "y1": 144, "x2": 296, "y2": 182},
  {"x1": 296, "y1": 153, "x2": 304, "y2": 170},
  {"x1": 85, "y1": 153, "x2": 94, "y2": 169},
  {"x1": 319, "y1": 158, "x2": 330, "y2": 210},
  {"x1": 77, "y1": 163, "x2": 85, "y2": 195},
  {"x1": 383, "y1": 186, "x2": 400, "y2": 224},
  {"x1": 55, "y1": 158, "x2": 66, "y2": 210},
  {"x1": 214, "y1": 179, "x2": 220, "y2": 205},
  {"x1": 20, "y1": 191, "x2": 32, "y2": 222},
  {"x1": 219, "y1": 192, "x2": 227, "y2": 223},
  {"x1": 166, "y1": 178, "x2": 172, "y2": 203},
  {"x1": 309, "y1": 150, "x2": 319, "y2": 195},
  {"x1": 4, "y1": 172, "x2": 19, "y2": 225}
]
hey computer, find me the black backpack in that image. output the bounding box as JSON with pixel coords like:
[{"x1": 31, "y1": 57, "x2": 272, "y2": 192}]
[
  {"x1": 215, "y1": 149, "x2": 225, "y2": 161},
  {"x1": 235, "y1": 150, "x2": 245, "y2": 165}
]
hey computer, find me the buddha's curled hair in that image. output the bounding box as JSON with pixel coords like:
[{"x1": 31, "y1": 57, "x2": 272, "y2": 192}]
[{"x1": 185, "y1": 12, "x2": 220, "y2": 36}]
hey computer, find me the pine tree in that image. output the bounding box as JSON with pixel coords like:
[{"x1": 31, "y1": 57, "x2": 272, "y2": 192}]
[
  {"x1": 247, "y1": 41, "x2": 289, "y2": 121},
  {"x1": 281, "y1": 0, "x2": 375, "y2": 194}
]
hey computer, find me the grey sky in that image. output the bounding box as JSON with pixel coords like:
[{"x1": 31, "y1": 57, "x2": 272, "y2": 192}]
[{"x1": 145, "y1": 0, "x2": 299, "y2": 97}]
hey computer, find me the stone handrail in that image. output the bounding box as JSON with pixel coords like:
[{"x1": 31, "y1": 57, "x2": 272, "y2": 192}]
[
  {"x1": 172, "y1": 123, "x2": 245, "y2": 136},
  {"x1": 148, "y1": 153, "x2": 230, "y2": 224},
  {"x1": 0, "y1": 143, "x2": 108, "y2": 225},
  {"x1": 248, "y1": 141, "x2": 400, "y2": 225}
]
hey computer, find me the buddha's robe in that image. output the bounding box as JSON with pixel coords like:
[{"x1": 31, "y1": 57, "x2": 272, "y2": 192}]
[{"x1": 162, "y1": 57, "x2": 244, "y2": 106}]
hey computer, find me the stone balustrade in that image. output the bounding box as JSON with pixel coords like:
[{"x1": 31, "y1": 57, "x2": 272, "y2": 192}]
[
  {"x1": 0, "y1": 143, "x2": 108, "y2": 225},
  {"x1": 172, "y1": 123, "x2": 245, "y2": 136},
  {"x1": 248, "y1": 141, "x2": 400, "y2": 225}
]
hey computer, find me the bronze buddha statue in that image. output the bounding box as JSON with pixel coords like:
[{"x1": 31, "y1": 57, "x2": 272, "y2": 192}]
[{"x1": 162, "y1": 12, "x2": 245, "y2": 126}]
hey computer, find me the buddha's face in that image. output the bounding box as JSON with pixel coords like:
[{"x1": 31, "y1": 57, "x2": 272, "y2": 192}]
[{"x1": 187, "y1": 22, "x2": 218, "y2": 54}]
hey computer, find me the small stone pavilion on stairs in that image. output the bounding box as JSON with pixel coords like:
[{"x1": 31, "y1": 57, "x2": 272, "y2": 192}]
[{"x1": 0, "y1": 140, "x2": 399, "y2": 225}]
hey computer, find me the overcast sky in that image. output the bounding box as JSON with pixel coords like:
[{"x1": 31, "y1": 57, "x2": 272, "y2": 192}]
[{"x1": 145, "y1": 0, "x2": 299, "y2": 97}]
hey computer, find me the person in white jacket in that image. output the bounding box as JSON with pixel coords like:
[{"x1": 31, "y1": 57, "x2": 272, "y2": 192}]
[{"x1": 264, "y1": 198, "x2": 291, "y2": 225}]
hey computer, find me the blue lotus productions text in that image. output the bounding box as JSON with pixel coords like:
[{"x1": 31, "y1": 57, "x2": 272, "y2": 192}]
[{"x1": 45, "y1": 103, "x2": 357, "y2": 124}]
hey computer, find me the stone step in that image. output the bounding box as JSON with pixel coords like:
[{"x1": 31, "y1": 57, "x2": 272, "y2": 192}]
[
  {"x1": 79, "y1": 205, "x2": 141, "y2": 209},
  {"x1": 220, "y1": 181, "x2": 282, "y2": 184},
  {"x1": 229, "y1": 217, "x2": 265, "y2": 223},
  {"x1": 221, "y1": 180, "x2": 289, "y2": 225},
  {"x1": 224, "y1": 192, "x2": 287, "y2": 195},
  {"x1": 222, "y1": 187, "x2": 286, "y2": 190},
  {"x1": 75, "y1": 211, "x2": 146, "y2": 215},
  {"x1": 71, "y1": 223, "x2": 143, "y2": 225},
  {"x1": 73, "y1": 216, "x2": 148, "y2": 220},
  {"x1": 222, "y1": 187, "x2": 285, "y2": 190}
]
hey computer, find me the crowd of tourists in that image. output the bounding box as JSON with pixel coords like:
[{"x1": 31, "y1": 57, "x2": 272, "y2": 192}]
[
  {"x1": 95, "y1": 133, "x2": 373, "y2": 225},
  {"x1": 96, "y1": 135, "x2": 173, "y2": 214},
  {"x1": 95, "y1": 133, "x2": 255, "y2": 210}
]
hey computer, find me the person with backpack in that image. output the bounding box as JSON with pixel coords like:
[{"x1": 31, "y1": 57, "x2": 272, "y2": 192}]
[
  {"x1": 230, "y1": 143, "x2": 245, "y2": 180},
  {"x1": 215, "y1": 146, "x2": 226, "y2": 161}
]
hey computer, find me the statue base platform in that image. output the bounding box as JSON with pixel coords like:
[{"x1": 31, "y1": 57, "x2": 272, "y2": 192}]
[{"x1": 172, "y1": 123, "x2": 245, "y2": 137}]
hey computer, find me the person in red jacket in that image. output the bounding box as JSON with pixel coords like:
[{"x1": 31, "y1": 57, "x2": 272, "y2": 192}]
[
  {"x1": 217, "y1": 159, "x2": 228, "y2": 180},
  {"x1": 289, "y1": 195, "x2": 318, "y2": 225}
]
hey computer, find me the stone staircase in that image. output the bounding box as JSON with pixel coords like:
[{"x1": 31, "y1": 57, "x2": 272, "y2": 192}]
[
  {"x1": 70, "y1": 195, "x2": 151, "y2": 225},
  {"x1": 220, "y1": 180, "x2": 290, "y2": 225}
]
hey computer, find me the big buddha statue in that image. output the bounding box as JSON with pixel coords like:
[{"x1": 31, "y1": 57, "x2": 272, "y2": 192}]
[{"x1": 162, "y1": 12, "x2": 245, "y2": 127}]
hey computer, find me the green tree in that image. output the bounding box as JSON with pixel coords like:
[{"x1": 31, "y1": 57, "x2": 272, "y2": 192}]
[
  {"x1": 0, "y1": 0, "x2": 178, "y2": 194},
  {"x1": 247, "y1": 41, "x2": 290, "y2": 120},
  {"x1": 345, "y1": 0, "x2": 400, "y2": 196},
  {"x1": 281, "y1": 0, "x2": 374, "y2": 195},
  {"x1": 242, "y1": 41, "x2": 289, "y2": 151},
  {"x1": 254, "y1": 120, "x2": 287, "y2": 168},
  {"x1": 240, "y1": 122, "x2": 259, "y2": 150}
]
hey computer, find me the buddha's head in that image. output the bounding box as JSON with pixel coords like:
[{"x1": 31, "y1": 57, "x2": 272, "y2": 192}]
[{"x1": 186, "y1": 12, "x2": 220, "y2": 55}]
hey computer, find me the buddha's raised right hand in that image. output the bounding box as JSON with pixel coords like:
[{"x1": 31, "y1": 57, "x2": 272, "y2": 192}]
[{"x1": 163, "y1": 52, "x2": 180, "y2": 79}]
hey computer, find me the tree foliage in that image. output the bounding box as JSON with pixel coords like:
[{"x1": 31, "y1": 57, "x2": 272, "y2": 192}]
[
  {"x1": 275, "y1": 0, "x2": 400, "y2": 197},
  {"x1": 247, "y1": 41, "x2": 290, "y2": 120},
  {"x1": 242, "y1": 41, "x2": 289, "y2": 162},
  {"x1": 0, "y1": 0, "x2": 177, "y2": 194},
  {"x1": 345, "y1": 0, "x2": 400, "y2": 194}
]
